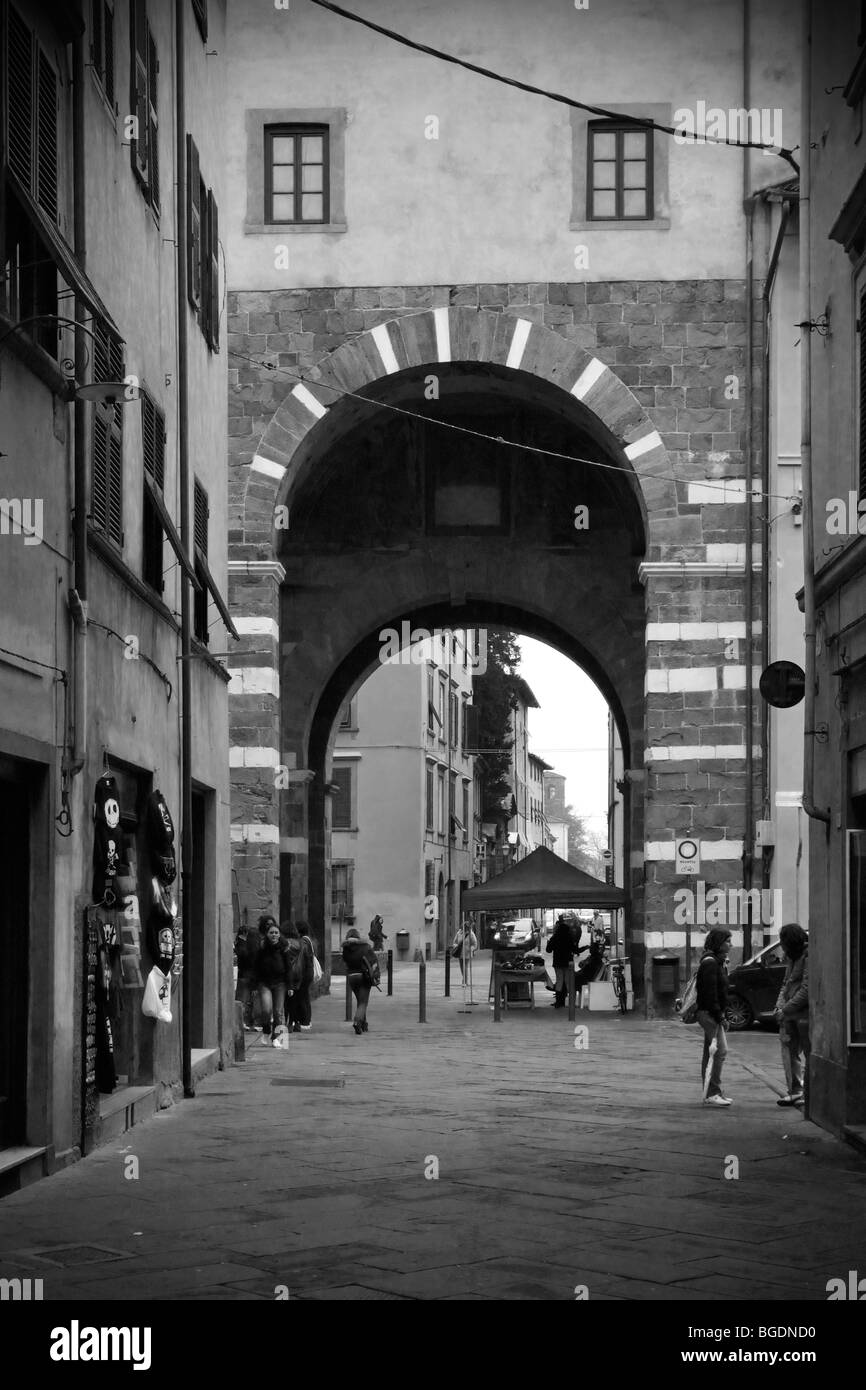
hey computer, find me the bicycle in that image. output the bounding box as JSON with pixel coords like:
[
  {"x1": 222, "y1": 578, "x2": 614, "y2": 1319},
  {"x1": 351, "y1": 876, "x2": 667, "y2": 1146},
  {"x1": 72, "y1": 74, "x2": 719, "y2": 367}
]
[{"x1": 609, "y1": 957, "x2": 628, "y2": 1013}]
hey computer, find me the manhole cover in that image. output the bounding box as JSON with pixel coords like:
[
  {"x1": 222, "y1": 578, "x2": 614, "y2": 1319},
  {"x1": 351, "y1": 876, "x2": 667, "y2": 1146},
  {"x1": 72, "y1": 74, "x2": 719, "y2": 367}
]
[
  {"x1": 270, "y1": 1078, "x2": 345, "y2": 1088},
  {"x1": 26, "y1": 1245, "x2": 131, "y2": 1267}
]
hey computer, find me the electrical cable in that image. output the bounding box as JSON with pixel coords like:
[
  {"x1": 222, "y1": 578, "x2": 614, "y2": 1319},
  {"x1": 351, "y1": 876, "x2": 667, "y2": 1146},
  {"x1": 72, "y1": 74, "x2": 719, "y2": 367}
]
[
  {"x1": 307, "y1": 0, "x2": 799, "y2": 172},
  {"x1": 88, "y1": 619, "x2": 173, "y2": 700},
  {"x1": 0, "y1": 644, "x2": 67, "y2": 677},
  {"x1": 227, "y1": 345, "x2": 800, "y2": 508}
]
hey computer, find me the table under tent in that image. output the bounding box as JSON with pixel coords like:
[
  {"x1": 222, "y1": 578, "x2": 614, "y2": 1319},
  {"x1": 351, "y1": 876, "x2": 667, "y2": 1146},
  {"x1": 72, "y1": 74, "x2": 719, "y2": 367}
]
[{"x1": 460, "y1": 846, "x2": 627, "y2": 1014}]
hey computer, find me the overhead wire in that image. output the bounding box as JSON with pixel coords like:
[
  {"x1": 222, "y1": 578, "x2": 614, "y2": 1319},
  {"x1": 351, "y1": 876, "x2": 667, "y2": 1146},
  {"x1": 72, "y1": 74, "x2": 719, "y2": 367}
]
[{"x1": 227, "y1": 345, "x2": 800, "y2": 508}]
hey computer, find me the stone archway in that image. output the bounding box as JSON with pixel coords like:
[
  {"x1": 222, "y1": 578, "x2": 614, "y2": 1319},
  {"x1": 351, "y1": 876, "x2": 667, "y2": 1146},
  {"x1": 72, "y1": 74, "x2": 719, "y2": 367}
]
[{"x1": 227, "y1": 301, "x2": 756, "y2": 1009}]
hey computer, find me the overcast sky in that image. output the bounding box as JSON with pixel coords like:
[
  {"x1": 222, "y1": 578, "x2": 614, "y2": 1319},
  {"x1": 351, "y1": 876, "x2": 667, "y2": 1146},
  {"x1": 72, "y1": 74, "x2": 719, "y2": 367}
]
[{"x1": 517, "y1": 635, "x2": 611, "y2": 837}]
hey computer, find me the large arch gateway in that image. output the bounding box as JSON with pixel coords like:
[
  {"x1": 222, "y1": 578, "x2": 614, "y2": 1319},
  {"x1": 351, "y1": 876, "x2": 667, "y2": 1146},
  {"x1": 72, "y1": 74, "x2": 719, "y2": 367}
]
[{"x1": 227, "y1": 303, "x2": 759, "y2": 1010}]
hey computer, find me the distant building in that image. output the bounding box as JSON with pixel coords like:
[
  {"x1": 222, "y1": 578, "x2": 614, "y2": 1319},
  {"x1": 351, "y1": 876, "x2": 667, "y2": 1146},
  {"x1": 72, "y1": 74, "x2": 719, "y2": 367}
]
[
  {"x1": 543, "y1": 771, "x2": 570, "y2": 863},
  {"x1": 529, "y1": 753, "x2": 555, "y2": 852},
  {"x1": 330, "y1": 630, "x2": 476, "y2": 959}
]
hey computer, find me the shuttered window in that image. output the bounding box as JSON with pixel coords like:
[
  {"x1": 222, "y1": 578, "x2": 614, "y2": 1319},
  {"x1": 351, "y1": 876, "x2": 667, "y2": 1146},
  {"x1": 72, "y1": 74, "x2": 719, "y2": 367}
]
[
  {"x1": 331, "y1": 861, "x2": 354, "y2": 919},
  {"x1": 6, "y1": 6, "x2": 59, "y2": 223},
  {"x1": 142, "y1": 392, "x2": 165, "y2": 591},
  {"x1": 425, "y1": 764, "x2": 434, "y2": 829},
  {"x1": 193, "y1": 479, "x2": 209, "y2": 641},
  {"x1": 129, "y1": 1, "x2": 159, "y2": 215},
  {"x1": 424, "y1": 861, "x2": 435, "y2": 897},
  {"x1": 91, "y1": 320, "x2": 125, "y2": 546},
  {"x1": 191, "y1": 0, "x2": 207, "y2": 42},
  {"x1": 332, "y1": 765, "x2": 353, "y2": 830},
  {"x1": 186, "y1": 135, "x2": 219, "y2": 350},
  {"x1": 859, "y1": 284, "x2": 866, "y2": 501},
  {"x1": 91, "y1": 0, "x2": 115, "y2": 107}
]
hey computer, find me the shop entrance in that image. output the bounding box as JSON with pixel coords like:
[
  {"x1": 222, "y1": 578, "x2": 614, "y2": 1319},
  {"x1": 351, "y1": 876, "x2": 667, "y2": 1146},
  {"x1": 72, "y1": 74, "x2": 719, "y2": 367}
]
[{"x1": 0, "y1": 771, "x2": 30, "y2": 1148}]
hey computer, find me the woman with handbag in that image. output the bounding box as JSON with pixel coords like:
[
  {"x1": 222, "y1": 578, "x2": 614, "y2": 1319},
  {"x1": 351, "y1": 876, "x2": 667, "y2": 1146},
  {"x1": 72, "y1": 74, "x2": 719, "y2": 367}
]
[
  {"x1": 286, "y1": 919, "x2": 319, "y2": 1033},
  {"x1": 342, "y1": 927, "x2": 379, "y2": 1034},
  {"x1": 451, "y1": 922, "x2": 478, "y2": 982}
]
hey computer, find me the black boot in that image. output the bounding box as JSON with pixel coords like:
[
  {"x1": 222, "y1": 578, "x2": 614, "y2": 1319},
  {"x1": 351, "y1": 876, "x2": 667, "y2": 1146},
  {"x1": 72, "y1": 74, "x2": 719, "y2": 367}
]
[{"x1": 554, "y1": 989, "x2": 566, "y2": 1009}]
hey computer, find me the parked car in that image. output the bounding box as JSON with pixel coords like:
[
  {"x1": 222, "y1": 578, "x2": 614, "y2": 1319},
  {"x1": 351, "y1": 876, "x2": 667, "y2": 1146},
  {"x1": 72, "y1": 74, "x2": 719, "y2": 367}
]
[
  {"x1": 491, "y1": 918, "x2": 539, "y2": 951},
  {"x1": 724, "y1": 940, "x2": 789, "y2": 1031}
]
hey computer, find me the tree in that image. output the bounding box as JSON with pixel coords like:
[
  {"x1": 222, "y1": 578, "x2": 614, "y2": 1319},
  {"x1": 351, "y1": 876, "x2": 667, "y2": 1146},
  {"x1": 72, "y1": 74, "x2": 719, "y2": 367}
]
[
  {"x1": 564, "y1": 804, "x2": 604, "y2": 879},
  {"x1": 471, "y1": 629, "x2": 521, "y2": 815}
]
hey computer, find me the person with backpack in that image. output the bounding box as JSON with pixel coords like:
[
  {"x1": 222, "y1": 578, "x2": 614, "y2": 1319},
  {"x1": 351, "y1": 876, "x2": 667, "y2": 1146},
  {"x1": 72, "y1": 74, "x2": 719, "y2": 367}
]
[
  {"x1": 286, "y1": 920, "x2": 316, "y2": 1032},
  {"x1": 773, "y1": 923, "x2": 810, "y2": 1108},
  {"x1": 695, "y1": 928, "x2": 733, "y2": 1106},
  {"x1": 342, "y1": 927, "x2": 380, "y2": 1034}
]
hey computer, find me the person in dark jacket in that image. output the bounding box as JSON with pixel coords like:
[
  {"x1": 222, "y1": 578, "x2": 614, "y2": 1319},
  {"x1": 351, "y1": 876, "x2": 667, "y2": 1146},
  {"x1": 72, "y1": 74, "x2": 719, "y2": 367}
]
[
  {"x1": 256, "y1": 918, "x2": 292, "y2": 1040},
  {"x1": 774, "y1": 923, "x2": 809, "y2": 1108},
  {"x1": 286, "y1": 919, "x2": 315, "y2": 1032},
  {"x1": 234, "y1": 924, "x2": 260, "y2": 1031},
  {"x1": 342, "y1": 927, "x2": 379, "y2": 1034},
  {"x1": 369, "y1": 915, "x2": 387, "y2": 950},
  {"x1": 696, "y1": 928, "x2": 732, "y2": 1106},
  {"x1": 545, "y1": 915, "x2": 581, "y2": 1008}
]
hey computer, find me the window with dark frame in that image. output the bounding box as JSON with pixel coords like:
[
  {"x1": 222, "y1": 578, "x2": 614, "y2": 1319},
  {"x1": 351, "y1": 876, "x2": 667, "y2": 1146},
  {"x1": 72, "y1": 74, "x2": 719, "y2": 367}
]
[
  {"x1": 129, "y1": 0, "x2": 159, "y2": 215},
  {"x1": 141, "y1": 391, "x2": 165, "y2": 593},
  {"x1": 91, "y1": 318, "x2": 124, "y2": 545},
  {"x1": 425, "y1": 764, "x2": 434, "y2": 830},
  {"x1": 339, "y1": 700, "x2": 354, "y2": 729},
  {"x1": 265, "y1": 124, "x2": 329, "y2": 225},
  {"x1": 91, "y1": 0, "x2": 115, "y2": 107},
  {"x1": 331, "y1": 765, "x2": 353, "y2": 830},
  {"x1": 424, "y1": 861, "x2": 435, "y2": 897},
  {"x1": 193, "y1": 478, "x2": 209, "y2": 643},
  {"x1": 462, "y1": 782, "x2": 470, "y2": 844},
  {"x1": 587, "y1": 121, "x2": 653, "y2": 221},
  {"x1": 1, "y1": 189, "x2": 58, "y2": 356}
]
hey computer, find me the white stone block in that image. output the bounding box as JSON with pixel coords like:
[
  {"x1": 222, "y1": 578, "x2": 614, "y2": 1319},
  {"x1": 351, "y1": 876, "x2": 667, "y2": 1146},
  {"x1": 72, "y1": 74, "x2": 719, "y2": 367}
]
[{"x1": 668, "y1": 667, "x2": 717, "y2": 691}]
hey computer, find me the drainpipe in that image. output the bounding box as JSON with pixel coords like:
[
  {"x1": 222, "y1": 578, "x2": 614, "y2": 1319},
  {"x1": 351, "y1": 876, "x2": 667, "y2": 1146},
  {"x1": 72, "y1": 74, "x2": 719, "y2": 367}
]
[
  {"x1": 175, "y1": 0, "x2": 195, "y2": 1095},
  {"x1": 69, "y1": 20, "x2": 88, "y2": 775},
  {"x1": 798, "y1": 0, "x2": 831, "y2": 826},
  {"x1": 742, "y1": 0, "x2": 756, "y2": 958}
]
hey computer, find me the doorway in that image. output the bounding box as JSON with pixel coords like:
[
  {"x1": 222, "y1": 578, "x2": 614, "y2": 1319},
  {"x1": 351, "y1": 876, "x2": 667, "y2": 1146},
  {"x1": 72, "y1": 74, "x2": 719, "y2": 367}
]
[{"x1": 0, "y1": 774, "x2": 30, "y2": 1148}]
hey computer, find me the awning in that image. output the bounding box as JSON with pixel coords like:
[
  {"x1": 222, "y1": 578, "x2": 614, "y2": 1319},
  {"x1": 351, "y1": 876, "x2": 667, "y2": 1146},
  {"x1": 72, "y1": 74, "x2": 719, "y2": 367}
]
[
  {"x1": 461, "y1": 845, "x2": 625, "y2": 911},
  {"x1": 195, "y1": 545, "x2": 239, "y2": 640},
  {"x1": 144, "y1": 473, "x2": 200, "y2": 591}
]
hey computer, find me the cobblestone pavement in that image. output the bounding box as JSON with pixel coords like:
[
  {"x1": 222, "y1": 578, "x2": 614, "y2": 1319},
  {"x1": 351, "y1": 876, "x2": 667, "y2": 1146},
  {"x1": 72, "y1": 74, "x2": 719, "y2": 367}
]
[{"x1": 1, "y1": 959, "x2": 864, "y2": 1301}]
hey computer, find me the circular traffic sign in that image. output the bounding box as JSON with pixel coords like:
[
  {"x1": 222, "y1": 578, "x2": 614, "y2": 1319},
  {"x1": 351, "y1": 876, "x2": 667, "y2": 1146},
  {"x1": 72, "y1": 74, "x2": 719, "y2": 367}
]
[
  {"x1": 677, "y1": 838, "x2": 698, "y2": 860},
  {"x1": 759, "y1": 660, "x2": 805, "y2": 709}
]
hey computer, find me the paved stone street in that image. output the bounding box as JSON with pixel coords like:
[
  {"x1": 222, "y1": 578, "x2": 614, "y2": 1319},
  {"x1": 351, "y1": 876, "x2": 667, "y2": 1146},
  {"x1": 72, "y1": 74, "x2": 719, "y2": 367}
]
[{"x1": 0, "y1": 959, "x2": 864, "y2": 1302}]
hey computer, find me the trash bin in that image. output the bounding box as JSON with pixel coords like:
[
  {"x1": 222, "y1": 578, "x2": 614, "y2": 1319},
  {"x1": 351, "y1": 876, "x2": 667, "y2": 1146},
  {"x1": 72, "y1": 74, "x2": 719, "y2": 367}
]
[
  {"x1": 652, "y1": 952, "x2": 680, "y2": 996},
  {"x1": 396, "y1": 930, "x2": 410, "y2": 957}
]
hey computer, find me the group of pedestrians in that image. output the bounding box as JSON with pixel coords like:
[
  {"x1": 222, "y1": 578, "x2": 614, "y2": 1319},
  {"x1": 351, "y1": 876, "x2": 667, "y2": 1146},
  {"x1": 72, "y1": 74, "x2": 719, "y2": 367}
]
[
  {"x1": 234, "y1": 915, "x2": 316, "y2": 1046},
  {"x1": 234, "y1": 914, "x2": 384, "y2": 1043},
  {"x1": 694, "y1": 922, "x2": 810, "y2": 1109}
]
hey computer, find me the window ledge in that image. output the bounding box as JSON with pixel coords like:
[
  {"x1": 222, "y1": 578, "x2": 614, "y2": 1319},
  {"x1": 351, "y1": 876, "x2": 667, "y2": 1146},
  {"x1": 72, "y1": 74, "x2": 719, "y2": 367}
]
[
  {"x1": 244, "y1": 221, "x2": 348, "y2": 236},
  {"x1": 87, "y1": 526, "x2": 180, "y2": 629},
  {"x1": 570, "y1": 217, "x2": 671, "y2": 232},
  {"x1": 89, "y1": 68, "x2": 117, "y2": 127}
]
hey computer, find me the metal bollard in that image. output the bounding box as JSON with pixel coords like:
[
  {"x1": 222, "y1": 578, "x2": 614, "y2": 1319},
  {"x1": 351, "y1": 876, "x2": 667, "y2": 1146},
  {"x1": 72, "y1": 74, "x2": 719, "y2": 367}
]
[
  {"x1": 345, "y1": 975, "x2": 353, "y2": 1022},
  {"x1": 493, "y1": 964, "x2": 501, "y2": 1022},
  {"x1": 387, "y1": 949, "x2": 393, "y2": 996},
  {"x1": 419, "y1": 957, "x2": 426, "y2": 1022},
  {"x1": 444, "y1": 944, "x2": 451, "y2": 997},
  {"x1": 567, "y1": 960, "x2": 576, "y2": 1021}
]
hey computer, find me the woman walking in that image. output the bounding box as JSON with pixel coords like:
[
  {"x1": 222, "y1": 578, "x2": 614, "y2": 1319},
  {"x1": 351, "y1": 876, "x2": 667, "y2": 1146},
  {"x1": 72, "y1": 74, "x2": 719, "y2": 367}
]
[
  {"x1": 256, "y1": 916, "x2": 292, "y2": 1043},
  {"x1": 774, "y1": 923, "x2": 810, "y2": 1108},
  {"x1": 286, "y1": 920, "x2": 316, "y2": 1033},
  {"x1": 342, "y1": 927, "x2": 379, "y2": 1035},
  {"x1": 234, "y1": 923, "x2": 260, "y2": 1031},
  {"x1": 696, "y1": 928, "x2": 733, "y2": 1106},
  {"x1": 545, "y1": 914, "x2": 580, "y2": 1008}
]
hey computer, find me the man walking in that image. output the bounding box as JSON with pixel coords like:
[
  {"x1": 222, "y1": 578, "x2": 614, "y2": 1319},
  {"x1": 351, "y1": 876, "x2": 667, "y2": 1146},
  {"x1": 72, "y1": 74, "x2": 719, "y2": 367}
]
[{"x1": 695, "y1": 928, "x2": 733, "y2": 1107}]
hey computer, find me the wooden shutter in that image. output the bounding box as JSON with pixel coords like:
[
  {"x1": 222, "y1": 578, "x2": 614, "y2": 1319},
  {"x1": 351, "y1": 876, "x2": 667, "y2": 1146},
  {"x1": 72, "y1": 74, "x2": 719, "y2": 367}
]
[
  {"x1": 103, "y1": 2, "x2": 115, "y2": 105},
  {"x1": 7, "y1": 7, "x2": 33, "y2": 192},
  {"x1": 207, "y1": 189, "x2": 219, "y2": 349},
  {"x1": 91, "y1": 2, "x2": 103, "y2": 84},
  {"x1": 91, "y1": 321, "x2": 124, "y2": 544},
  {"x1": 191, "y1": 0, "x2": 208, "y2": 42},
  {"x1": 92, "y1": 413, "x2": 109, "y2": 533},
  {"x1": 860, "y1": 286, "x2": 866, "y2": 500},
  {"x1": 346, "y1": 861, "x2": 354, "y2": 913},
  {"x1": 142, "y1": 393, "x2": 165, "y2": 488},
  {"x1": 36, "y1": 50, "x2": 58, "y2": 220},
  {"x1": 130, "y1": 0, "x2": 149, "y2": 186},
  {"x1": 193, "y1": 479, "x2": 208, "y2": 555},
  {"x1": 186, "y1": 135, "x2": 201, "y2": 312},
  {"x1": 332, "y1": 767, "x2": 352, "y2": 828},
  {"x1": 147, "y1": 27, "x2": 159, "y2": 211}
]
